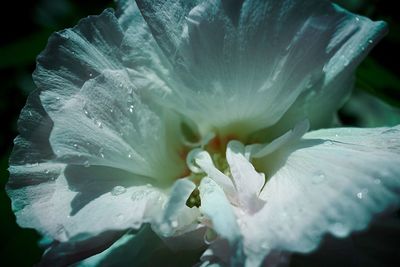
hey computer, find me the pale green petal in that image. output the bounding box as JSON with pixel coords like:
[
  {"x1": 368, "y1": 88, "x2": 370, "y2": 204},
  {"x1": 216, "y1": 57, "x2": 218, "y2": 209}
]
[
  {"x1": 48, "y1": 70, "x2": 185, "y2": 181},
  {"x1": 135, "y1": 0, "x2": 386, "y2": 137},
  {"x1": 245, "y1": 126, "x2": 400, "y2": 259}
]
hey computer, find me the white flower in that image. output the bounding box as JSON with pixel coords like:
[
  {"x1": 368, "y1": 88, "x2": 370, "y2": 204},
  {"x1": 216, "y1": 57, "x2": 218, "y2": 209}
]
[{"x1": 6, "y1": 0, "x2": 400, "y2": 266}]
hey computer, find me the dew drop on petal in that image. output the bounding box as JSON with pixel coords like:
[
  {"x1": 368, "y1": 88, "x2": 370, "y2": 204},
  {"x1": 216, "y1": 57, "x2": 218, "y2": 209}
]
[
  {"x1": 111, "y1": 186, "x2": 126, "y2": 196},
  {"x1": 44, "y1": 169, "x2": 50, "y2": 174},
  {"x1": 312, "y1": 170, "x2": 326, "y2": 184},
  {"x1": 98, "y1": 147, "x2": 105, "y2": 158},
  {"x1": 261, "y1": 242, "x2": 269, "y2": 250},
  {"x1": 171, "y1": 220, "x2": 178, "y2": 228},
  {"x1": 129, "y1": 105, "x2": 134, "y2": 113},
  {"x1": 73, "y1": 143, "x2": 79, "y2": 149},
  {"x1": 368, "y1": 39, "x2": 373, "y2": 44},
  {"x1": 83, "y1": 160, "x2": 90, "y2": 168},
  {"x1": 356, "y1": 189, "x2": 368, "y2": 200},
  {"x1": 331, "y1": 222, "x2": 347, "y2": 237},
  {"x1": 83, "y1": 104, "x2": 92, "y2": 119},
  {"x1": 128, "y1": 153, "x2": 133, "y2": 159},
  {"x1": 95, "y1": 120, "x2": 103, "y2": 129},
  {"x1": 116, "y1": 213, "x2": 124, "y2": 221},
  {"x1": 132, "y1": 221, "x2": 141, "y2": 228}
]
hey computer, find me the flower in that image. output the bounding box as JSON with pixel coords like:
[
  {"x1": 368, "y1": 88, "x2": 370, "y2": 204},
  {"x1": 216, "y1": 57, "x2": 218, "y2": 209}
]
[{"x1": 6, "y1": 0, "x2": 400, "y2": 266}]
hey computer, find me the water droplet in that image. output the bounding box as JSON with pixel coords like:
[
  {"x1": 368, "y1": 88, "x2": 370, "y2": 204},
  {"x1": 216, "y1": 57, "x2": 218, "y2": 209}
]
[
  {"x1": 28, "y1": 111, "x2": 33, "y2": 116},
  {"x1": 44, "y1": 169, "x2": 50, "y2": 174},
  {"x1": 341, "y1": 55, "x2": 349, "y2": 66},
  {"x1": 355, "y1": 17, "x2": 360, "y2": 22},
  {"x1": 368, "y1": 39, "x2": 373, "y2": 44},
  {"x1": 110, "y1": 108, "x2": 114, "y2": 113},
  {"x1": 131, "y1": 190, "x2": 146, "y2": 202},
  {"x1": 83, "y1": 160, "x2": 90, "y2": 167},
  {"x1": 56, "y1": 97, "x2": 61, "y2": 101},
  {"x1": 95, "y1": 120, "x2": 103, "y2": 129},
  {"x1": 312, "y1": 171, "x2": 326, "y2": 184},
  {"x1": 119, "y1": 83, "x2": 123, "y2": 88},
  {"x1": 129, "y1": 105, "x2": 134, "y2": 113},
  {"x1": 132, "y1": 221, "x2": 141, "y2": 228},
  {"x1": 128, "y1": 153, "x2": 133, "y2": 159},
  {"x1": 170, "y1": 220, "x2": 178, "y2": 228},
  {"x1": 331, "y1": 222, "x2": 347, "y2": 237},
  {"x1": 98, "y1": 147, "x2": 105, "y2": 158},
  {"x1": 73, "y1": 143, "x2": 79, "y2": 149},
  {"x1": 261, "y1": 242, "x2": 269, "y2": 249},
  {"x1": 128, "y1": 88, "x2": 133, "y2": 96},
  {"x1": 83, "y1": 105, "x2": 91, "y2": 119},
  {"x1": 111, "y1": 186, "x2": 126, "y2": 196},
  {"x1": 356, "y1": 191, "x2": 366, "y2": 199},
  {"x1": 374, "y1": 178, "x2": 381, "y2": 185}
]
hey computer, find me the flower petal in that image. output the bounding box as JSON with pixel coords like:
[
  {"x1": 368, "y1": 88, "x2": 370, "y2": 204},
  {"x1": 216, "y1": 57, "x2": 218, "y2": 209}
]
[
  {"x1": 194, "y1": 150, "x2": 237, "y2": 203},
  {"x1": 246, "y1": 126, "x2": 400, "y2": 258},
  {"x1": 198, "y1": 177, "x2": 239, "y2": 243},
  {"x1": 198, "y1": 178, "x2": 245, "y2": 266},
  {"x1": 248, "y1": 119, "x2": 309, "y2": 158},
  {"x1": 48, "y1": 70, "x2": 185, "y2": 181},
  {"x1": 135, "y1": 0, "x2": 386, "y2": 136},
  {"x1": 35, "y1": 9, "x2": 124, "y2": 113},
  {"x1": 155, "y1": 178, "x2": 199, "y2": 236},
  {"x1": 226, "y1": 141, "x2": 265, "y2": 213}
]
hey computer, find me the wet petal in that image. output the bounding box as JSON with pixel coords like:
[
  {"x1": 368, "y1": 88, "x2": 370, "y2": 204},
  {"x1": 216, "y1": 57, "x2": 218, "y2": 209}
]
[
  {"x1": 245, "y1": 126, "x2": 400, "y2": 259},
  {"x1": 226, "y1": 141, "x2": 265, "y2": 213}
]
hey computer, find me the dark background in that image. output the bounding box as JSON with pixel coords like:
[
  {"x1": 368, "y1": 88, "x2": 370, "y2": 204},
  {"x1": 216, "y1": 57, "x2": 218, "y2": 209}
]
[{"x1": 0, "y1": 0, "x2": 399, "y2": 266}]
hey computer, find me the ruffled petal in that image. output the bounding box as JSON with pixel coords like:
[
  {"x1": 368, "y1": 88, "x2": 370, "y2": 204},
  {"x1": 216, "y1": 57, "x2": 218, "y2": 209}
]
[
  {"x1": 155, "y1": 178, "x2": 199, "y2": 236},
  {"x1": 198, "y1": 178, "x2": 245, "y2": 266},
  {"x1": 194, "y1": 150, "x2": 237, "y2": 202},
  {"x1": 135, "y1": 0, "x2": 386, "y2": 137},
  {"x1": 244, "y1": 126, "x2": 400, "y2": 260},
  {"x1": 34, "y1": 9, "x2": 125, "y2": 113},
  {"x1": 48, "y1": 70, "x2": 185, "y2": 181},
  {"x1": 226, "y1": 141, "x2": 265, "y2": 213},
  {"x1": 199, "y1": 177, "x2": 239, "y2": 243}
]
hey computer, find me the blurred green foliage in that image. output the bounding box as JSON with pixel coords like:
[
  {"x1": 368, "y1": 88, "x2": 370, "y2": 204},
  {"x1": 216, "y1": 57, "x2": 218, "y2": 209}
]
[{"x1": 0, "y1": 0, "x2": 399, "y2": 266}]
